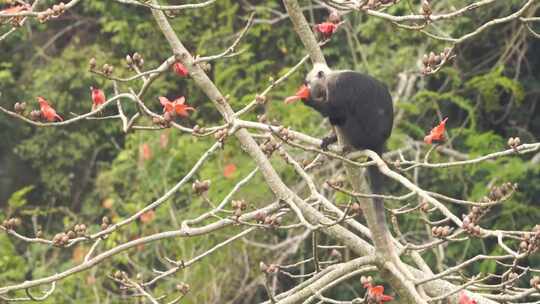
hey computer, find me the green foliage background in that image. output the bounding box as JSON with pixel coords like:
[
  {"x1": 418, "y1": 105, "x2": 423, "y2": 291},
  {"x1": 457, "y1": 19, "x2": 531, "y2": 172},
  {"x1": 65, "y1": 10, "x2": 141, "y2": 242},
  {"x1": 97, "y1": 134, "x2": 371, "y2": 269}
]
[{"x1": 0, "y1": 0, "x2": 539, "y2": 302}]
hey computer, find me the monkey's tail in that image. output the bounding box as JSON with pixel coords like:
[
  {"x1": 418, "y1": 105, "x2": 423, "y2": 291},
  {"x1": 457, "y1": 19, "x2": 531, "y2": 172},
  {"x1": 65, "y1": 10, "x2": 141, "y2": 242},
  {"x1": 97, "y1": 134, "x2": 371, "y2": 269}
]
[{"x1": 367, "y1": 163, "x2": 386, "y2": 224}]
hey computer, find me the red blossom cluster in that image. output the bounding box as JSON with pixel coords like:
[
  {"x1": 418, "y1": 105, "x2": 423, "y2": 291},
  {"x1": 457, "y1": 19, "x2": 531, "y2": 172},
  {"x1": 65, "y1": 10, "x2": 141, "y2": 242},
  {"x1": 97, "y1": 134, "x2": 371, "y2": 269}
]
[{"x1": 421, "y1": 48, "x2": 452, "y2": 75}]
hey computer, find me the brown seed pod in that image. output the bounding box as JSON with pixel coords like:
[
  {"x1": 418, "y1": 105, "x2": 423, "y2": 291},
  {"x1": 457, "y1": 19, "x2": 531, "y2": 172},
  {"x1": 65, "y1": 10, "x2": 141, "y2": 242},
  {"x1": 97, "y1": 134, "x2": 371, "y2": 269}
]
[
  {"x1": 10, "y1": 217, "x2": 21, "y2": 227},
  {"x1": 14, "y1": 102, "x2": 24, "y2": 113},
  {"x1": 328, "y1": 11, "x2": 341, "y2": 24},
  {"x1": 192, "y1": 179, "x2": 211, "y2": 195},
  {"x1": 30, "y1": 110, "x2": 42, "y2": 121},
  {"x1": 263, "y1": 216, "x2": 273, "y2": 225},
  {"x1": 114, "y1": 270, "x2": 123, "y2": 280},
  {"x1": 61, "y1": 234, "x2": 70, "y2": 244},
  {"x1": 163, "y1": 111, "x2": 174, "y2": 122},
  {"x1": 132, "y1": 52, "x2": 141, "y2": 61},
  {"x1": 462, "y1": 215, "x2": 471, "y2": 228},
  {"x1": 436, "y1": 226, "x2": 444, "y2": 236},
  {"x1": 52, "y1": 233, "x2": 63, "y2": 245},
  {"x1": 255, "y1": 94, "x2": 267, "y2": 104},
  {"x1": 442, "y1": 226, "x2": 450, "y2": 236},
  {"x1": 267, "y1": 264, "x2": 279, "y2": 273},
  {"x1": 259, "y1": 261, "x2": 268, "y2": 273},
  {"x1": 67, "y1": 230, "x2": 76, "y2": 239},
  {"x1": 89, "y1": 57, "x2": 97, "y2": 69},
  {"x1": 350, "y1": 202, "x2": 361, "y2": 215},
  {"x1": 152, "y1": 116, "x2": 162, "y2": 125},
  {"x1": 422, "y1": 0, "x2": 431, "y2": 15},
  {"x1": 125, "y1": 54, "x2": 133, "y2": 65},
  {"x1": 37, "y1": 12, "x2": 47, "y2": 23},
  {"x1": 507, "y1": 137, "x2": 515, "y2": 147},
  {"x1": 422, "y1": 54, "x2": 429, "y2": 66},
  {"x1": 508, "y1": 272, "x2": 518, "y2": 281},
  {"x1": 254, "y1": 211, "x2": 266, "y2": 223},
  {"x1": 530, "y1": 276, "x2": 540, "y2": 288},
  {"x1": 428, "y1": 52, "x2": 435, "y2": 65},
  {"x1": 200, "y1": 61, "x2": 211, "y2": 72},
  {"x1": 79, "y1": 224, "x2": 87, "y2": 232},
  {"x1": 329, "y1": 249, "x2": 342, "y2": 260},
  {"x1": 176, "y1": 282, "x2": 190, "y2": 294}
]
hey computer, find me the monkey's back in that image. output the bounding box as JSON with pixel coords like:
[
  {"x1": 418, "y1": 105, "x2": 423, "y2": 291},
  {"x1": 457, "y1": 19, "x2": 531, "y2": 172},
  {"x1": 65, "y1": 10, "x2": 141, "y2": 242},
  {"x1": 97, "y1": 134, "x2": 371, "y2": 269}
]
[{"x1": 327, "y1": 71, "x2": 393, "y2": 152}]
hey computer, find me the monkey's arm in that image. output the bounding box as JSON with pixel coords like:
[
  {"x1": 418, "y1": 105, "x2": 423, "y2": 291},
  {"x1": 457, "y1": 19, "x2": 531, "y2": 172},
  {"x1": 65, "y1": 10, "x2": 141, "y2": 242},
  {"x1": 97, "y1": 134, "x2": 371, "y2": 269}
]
[
  {"x1": 321, "y1": 133, "x2": 337, "y2": 150},
  {"x1": 305, "y1": 99, "x2": 331, "y2": 117},
  {"x1": 307, "y1": 101, "x2": 342, "y2": 150}
]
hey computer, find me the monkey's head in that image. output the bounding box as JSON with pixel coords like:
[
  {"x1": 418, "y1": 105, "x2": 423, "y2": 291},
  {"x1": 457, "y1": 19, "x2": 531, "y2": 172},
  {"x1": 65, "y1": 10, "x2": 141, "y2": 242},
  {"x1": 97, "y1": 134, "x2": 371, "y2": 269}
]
[{"x1": 284, "y1": 64, "x2": 331, "y2": 104}]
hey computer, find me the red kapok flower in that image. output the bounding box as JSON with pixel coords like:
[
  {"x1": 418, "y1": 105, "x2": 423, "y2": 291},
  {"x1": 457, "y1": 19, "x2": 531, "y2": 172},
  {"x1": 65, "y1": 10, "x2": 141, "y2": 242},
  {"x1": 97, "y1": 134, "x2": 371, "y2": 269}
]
[
  {"x1": 424, "y1": 117, "x2": 448, "y2": 144},
  {"x1": 459, "y1": 291, "x2": 477, "y2": 304},
  {"x1": 315, "y1": 22, "x2": 338, "y2": 39},
  {"x1": 223, "y1": 163, "x2": 237, "y2": 179},
  {"x1": 159, "y1": 96, "x2": 195, "y2": 118},
  {"x1": 172, "y1": 62, "x2": 189, "y2": 77},
  {"x1": 364, "y1": 283, "x2": 394, "y2": 303}
]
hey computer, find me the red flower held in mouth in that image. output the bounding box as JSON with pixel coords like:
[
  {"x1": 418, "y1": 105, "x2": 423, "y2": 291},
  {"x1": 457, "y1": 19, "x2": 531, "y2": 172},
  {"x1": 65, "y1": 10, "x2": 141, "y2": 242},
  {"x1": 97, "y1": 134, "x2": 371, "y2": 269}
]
[
  {"x1": 172, "y1": 62, "x2": 189, "y2": 77},
  {"x1": 284, "y1": 85, "x2": 310, "y2": 104},
  {"x1": 159, "y1": 96, "x2": 195, "y2": 118},
  {"x1": 37, "y1": 96, "x2": 63, "y2": 122},
  {"x1": 424, "y1": 117, "x2": 448, "y2": 144}
]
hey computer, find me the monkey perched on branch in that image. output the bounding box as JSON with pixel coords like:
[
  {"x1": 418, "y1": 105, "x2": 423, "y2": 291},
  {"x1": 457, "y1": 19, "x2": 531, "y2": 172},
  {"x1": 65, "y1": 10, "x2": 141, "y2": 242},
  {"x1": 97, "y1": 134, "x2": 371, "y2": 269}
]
[{"x1": 285, "y1": 63, "x2": 394, "y2": 222}]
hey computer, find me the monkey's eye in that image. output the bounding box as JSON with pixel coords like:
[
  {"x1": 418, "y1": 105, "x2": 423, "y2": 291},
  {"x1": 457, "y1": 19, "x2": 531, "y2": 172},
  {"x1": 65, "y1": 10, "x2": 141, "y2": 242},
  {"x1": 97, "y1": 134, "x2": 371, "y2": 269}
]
[{"x1": 317, "y1": 70, "x2": 325, "y2": 78}]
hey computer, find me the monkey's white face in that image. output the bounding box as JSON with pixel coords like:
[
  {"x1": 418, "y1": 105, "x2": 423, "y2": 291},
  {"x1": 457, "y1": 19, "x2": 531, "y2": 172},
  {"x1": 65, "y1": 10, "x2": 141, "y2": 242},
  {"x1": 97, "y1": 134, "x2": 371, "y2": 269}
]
[
  {"x1": 283, "y1": 64, "x2": 332, "y2": 104},
  {"x1": 305, "y1": 64, "x2": 331, "y2": 103}
]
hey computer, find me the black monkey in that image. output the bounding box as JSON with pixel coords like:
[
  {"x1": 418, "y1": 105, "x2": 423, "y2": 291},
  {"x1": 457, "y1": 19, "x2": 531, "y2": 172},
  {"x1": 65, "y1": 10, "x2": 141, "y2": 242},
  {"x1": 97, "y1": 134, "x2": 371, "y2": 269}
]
[{"x1": 285, "y1": 64, "x2": 394, "y2": 220}]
